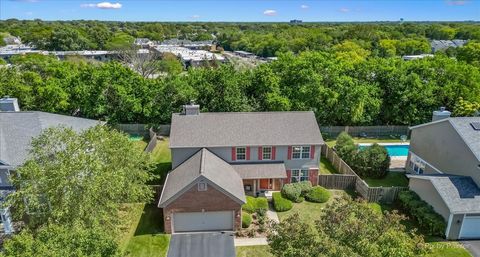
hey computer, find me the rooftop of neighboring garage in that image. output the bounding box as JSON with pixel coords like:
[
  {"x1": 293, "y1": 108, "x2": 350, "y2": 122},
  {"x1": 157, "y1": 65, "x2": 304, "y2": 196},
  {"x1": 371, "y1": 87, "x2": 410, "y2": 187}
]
[{"x1": 408, "y1": 174, "x2": 480, "y2": 214}]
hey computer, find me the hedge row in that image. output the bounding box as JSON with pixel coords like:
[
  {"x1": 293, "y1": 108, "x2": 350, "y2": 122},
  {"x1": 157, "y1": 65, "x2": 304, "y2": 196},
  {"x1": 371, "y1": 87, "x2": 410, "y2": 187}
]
[
  {"x1": 272, "y1": 192, "x2": 293, "y2": 212},
  {"x1": 242, "y1": 196, "x2": 268, "y2": 213},
  {"x1": 398, "y1": 190, "x2": 446, "y2": 237}
]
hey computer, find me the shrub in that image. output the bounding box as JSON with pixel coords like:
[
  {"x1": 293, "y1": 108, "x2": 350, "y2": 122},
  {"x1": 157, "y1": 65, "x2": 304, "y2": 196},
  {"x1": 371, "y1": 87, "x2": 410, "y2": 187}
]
[
  {"x1": 273, "y1": 192, "x2": 293, "y2": 212},
  {"x1": 281, "y1": 182, "x2": 312, "y2": 202},
  {"x1": 305, "y1": 186, "x2": 331, "y2": 203},
  {"x1": 354, "y1": 144, "x2": 390, "y2": 179},
  {"x1": 242, "y1": 212, "x2": 252, "y2": 228},
  {"x1": 335, "y1": 132, "x2": 357, "y2": 163},
  {"x1": 398, "y1": 191, "x2": 446, "y2": 237},
  {"x1": 242, "y1": 196, "x2": 268, "y2": 213}
]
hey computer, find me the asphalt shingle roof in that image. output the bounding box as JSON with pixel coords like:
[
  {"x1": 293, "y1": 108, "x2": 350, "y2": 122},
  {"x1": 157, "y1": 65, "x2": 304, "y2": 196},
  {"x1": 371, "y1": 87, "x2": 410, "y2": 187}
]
[
  {"x1": 158, "y1": 148, "x2": 246, "y2": 207},
  {"x1": 0, "y1": 111, "x2": 101, "y2": 167},
  {"x1": 409, "y1": 175, "x2": 480, "y2": 214},
  {"x1": 232, "y1": 162, "x2": 287, "y2": 179},
  {"x1": 170, "y1": 111, "x2": 324, "y2": 148}
]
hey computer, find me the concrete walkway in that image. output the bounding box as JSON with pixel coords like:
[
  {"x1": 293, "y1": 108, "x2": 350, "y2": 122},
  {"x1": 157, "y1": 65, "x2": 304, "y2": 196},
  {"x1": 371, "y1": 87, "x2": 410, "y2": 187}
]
[
  {"x1": 267, "y1": 202, "x2": 279, "y2": 223},
  {"x1": 234, "y1": 237, "x2": 268, "y2": 246}
]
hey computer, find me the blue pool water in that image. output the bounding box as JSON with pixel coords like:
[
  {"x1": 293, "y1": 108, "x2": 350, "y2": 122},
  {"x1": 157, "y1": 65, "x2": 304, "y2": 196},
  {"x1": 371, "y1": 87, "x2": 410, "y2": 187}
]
[{"x1": 358, "y1": 144, "x2": 409, "y2": 157}]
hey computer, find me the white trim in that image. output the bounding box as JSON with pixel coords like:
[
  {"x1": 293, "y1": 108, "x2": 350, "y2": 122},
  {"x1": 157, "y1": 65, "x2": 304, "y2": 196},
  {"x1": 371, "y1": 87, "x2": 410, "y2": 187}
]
[
  {"x1": 458, "y1": 213, "x2": 466, "y2": 239},
  {"x1": 408, "y1": 151, "x2": 444, "y2": 174},
  {"x1": 262, "y1": 146, "x2": 272, "y2": 160},
  {"x1": 446, "y1": 213, "x2": 453, "y2": 238},
  {"x1": 291, "y1": 146, "x2": 310, "y2": 160},
  {"x1": 236, "y1": 147, "x2": 246, "y2": 161},
  {"x1": 291, "y1": 169, "x2": 309, "y2": 183}
]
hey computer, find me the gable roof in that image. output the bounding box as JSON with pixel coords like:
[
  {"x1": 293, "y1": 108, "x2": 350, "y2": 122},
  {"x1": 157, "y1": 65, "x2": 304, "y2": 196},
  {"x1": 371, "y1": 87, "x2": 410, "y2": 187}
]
[
  {"x1": 170, "y1": 111, "x2": 324, "y2": 148},
  {"x1": 410, "y1": 117, "x2": 480, "y2": 161},
  {"x1": 0, "y1": 111, "x2": 101, "y2": 167},
  {"x1": 158, "y1": 148, "x2": 246, "y2": 207},
  {"x1": 408, "y1": 175, "x2": 480, "y2": 214}
]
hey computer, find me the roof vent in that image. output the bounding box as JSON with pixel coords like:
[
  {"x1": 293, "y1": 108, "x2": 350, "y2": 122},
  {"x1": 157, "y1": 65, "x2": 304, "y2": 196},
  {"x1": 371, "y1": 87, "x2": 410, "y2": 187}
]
[
  {"x1": 0, "y1": 97, "x2": 20, "y2": 112},
  {"x1": 182, "y1": 100, "x2": 200, "y2": 116},
  {"x1": 432, "y1": 107, "x2": 451, "y2": 122}
]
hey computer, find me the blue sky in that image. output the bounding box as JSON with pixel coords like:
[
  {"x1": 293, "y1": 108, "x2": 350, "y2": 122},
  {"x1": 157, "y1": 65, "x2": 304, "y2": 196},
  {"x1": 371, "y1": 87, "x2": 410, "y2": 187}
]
[{"x1": 1, "y1": 0, "x2": 479, "y2": 22}]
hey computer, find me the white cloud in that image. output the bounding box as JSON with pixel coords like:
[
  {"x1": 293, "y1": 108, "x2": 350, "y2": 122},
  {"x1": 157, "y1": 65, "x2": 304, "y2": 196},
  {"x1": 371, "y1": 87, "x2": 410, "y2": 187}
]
[
  {"x1": 446, "y1": 0, "x2": 467, "y2": 5},
  {"x1": 301, "y1": 4, "x2": 309, "y2": 9},
  {"x1": 339, "y1": 7, "x2": 350, "y2": 13},
  {"x1": 25, "y1": 11, "x2": 33, "y2": 16},
  {"x1": 263, "y1": 9, "x2": 277, "y2": 16},
  {"x1": 191, "y1": 14, "x2": 200, "y2": 19},
  {"x1": 81, "y1": 2, "x2": 122, "y2": 9}
]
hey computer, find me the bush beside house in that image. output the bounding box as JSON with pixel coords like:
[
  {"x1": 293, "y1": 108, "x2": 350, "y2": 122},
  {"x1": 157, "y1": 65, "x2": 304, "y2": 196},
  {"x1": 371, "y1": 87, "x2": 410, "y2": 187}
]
[
  {"x1": 281, "y1": 181, "x2": 312, "y2": 203},
  {"x1": 242, "y1": 212, "x2": 252, "y2": 228},
  {"x1": 243, "y1": 196, "x2": 268, "y2": 213},
  {"x1": 305, "y1": 186, "x2": 331, "y2": 203},
  {"x1": 398, "y1": 190, "x2": 446, "y2": 237},
  {"x1": 272, "y1": 192, "x2": 293, "y2": 212},
  {"x1": 335, "y1": 132, "x2": 390, "y2": 179}
]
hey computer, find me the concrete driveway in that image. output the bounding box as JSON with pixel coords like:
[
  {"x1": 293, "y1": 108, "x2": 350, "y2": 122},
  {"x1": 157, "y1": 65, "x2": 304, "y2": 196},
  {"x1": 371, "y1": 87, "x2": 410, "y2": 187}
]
[
  {"x1": 462, "y1": 241, "x2": 480, "y2": 257},
  {"x1": 167, "y1": 232, "x2": 236, "y2": 257}
]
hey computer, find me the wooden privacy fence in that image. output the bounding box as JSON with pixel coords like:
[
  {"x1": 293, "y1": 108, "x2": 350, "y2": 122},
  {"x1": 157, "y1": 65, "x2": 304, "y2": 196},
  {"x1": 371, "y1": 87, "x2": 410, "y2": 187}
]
[
  {"x1": 320, "y1": 125, "x2": 409, "y2": 138},
  {"x1": 320, "y1": 145, "x2": 408, "y2": 203}
]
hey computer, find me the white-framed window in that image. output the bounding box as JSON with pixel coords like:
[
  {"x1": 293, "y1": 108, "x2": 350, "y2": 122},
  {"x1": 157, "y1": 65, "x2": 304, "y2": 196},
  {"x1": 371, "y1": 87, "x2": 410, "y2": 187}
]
[
  {"x1": 198, "y1": 182, "x2": 207, "y2": 191},
  {"x1": 292, "y1": 146, "x2": 310, "y2": 159},
  {"x1": 262, "y1": 146, "x2": 272, "y2": 160},
  {"x1": 291, "y1": 169, "x2": 309, "y2": 182},
  {"x1": 236, "y1": 147, "x2": 246, "y2": 160},
  {"x1": 409, "y1": 154, "x2": 426, "y2": 174}
]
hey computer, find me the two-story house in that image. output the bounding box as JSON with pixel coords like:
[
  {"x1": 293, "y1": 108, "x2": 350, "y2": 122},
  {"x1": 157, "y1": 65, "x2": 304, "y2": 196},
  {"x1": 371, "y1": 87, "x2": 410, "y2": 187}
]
[
  {"x1": 158, "y1": 103, "x2": 324, "y2": 233},
  {"x1": 0, "y1": 97, "x2": 101, "y2": 234},
  {"x1": 406, "y1": 108, "x2": 480, "y2": 240}
]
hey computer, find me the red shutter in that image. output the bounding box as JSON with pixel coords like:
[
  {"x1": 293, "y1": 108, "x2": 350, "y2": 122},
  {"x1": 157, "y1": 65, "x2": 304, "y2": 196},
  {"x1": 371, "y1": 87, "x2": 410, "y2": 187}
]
[
  {"x1": 246, "y1": 147, "x2": 251, "y2": 160},
  {"x1": 272, "y1": 147, "x2": 276, "y2": 160},
  {"x1": 231, "y1": 147, "x2": 236, "y2": 161},
  {"x1": 310, "y1": 145, "x2": 315, "y2": 159},
  {"x1": 285, "y1": 169, "x2": 292, "y2": 184},
  {"x1": 287, "y1": 146, "x2": 292, "y2": 160},
  {"x1": 258, "y1": 147, "x2": 263, "y2": 160}
]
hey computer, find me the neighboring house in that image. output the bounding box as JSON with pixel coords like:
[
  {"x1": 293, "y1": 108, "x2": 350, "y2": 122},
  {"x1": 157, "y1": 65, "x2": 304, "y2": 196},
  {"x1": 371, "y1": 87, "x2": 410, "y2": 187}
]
[
  {"x1": 0, "y1": 97, "x2": 101, "y2": 234},
  {"x1": 406, "y1": 108, "x2": 480, "y2": 240},
  {"x1": 158, "y1": 103, "x2": 324, "y2": 233},
  {"x1": 430, "y1": 39, "x2": 468, "y2": 53}
]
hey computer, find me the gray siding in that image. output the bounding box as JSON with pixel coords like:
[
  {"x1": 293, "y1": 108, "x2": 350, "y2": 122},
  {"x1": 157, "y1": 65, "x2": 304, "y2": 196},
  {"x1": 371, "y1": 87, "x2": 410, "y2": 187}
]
[
  {"x1": 408, "y1": 121, "x2": 480, "y2": 185},
  {"x1": 409, "y1": 178, "x2": 450, "y2": 220},
  {"x1": 448, "y1": 214, "x2": 465, "y2": 240},
  {"x1": 171, "y1": 145, "x2": 321, "y2": 171}
]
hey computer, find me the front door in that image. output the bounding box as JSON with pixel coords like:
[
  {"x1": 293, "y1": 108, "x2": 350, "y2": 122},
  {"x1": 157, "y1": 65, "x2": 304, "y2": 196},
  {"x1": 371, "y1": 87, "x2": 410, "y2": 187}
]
[{"x1": 260, "y1": 179, "x2": 271, "y2": 189}]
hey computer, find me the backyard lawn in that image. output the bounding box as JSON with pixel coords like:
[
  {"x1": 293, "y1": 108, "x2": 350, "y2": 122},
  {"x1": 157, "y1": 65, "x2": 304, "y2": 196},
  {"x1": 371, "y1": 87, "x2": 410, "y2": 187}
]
[
  {"x1": 320, "y1": 156, "x2": 339, "y2": 174},
  {"x1": 236, "y1": 245, "x2": 273, "y2": 257},
  {"x1": 118, "y1": 203, "x2": 170, "y2": 257},
  {"x1": 363, "y1": 172, "x2": 409, "y2": 187}
]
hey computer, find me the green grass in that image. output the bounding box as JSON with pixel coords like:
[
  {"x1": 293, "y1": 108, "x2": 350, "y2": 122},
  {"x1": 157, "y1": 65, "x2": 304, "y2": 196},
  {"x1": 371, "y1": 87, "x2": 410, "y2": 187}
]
[
  {"x1": 320, "y1": 156, "x2": 339, "y2": 174},
  {"x1": 236, "y1": 245, "x2": 274, "y2": 257},
  {"x1": 325, "y1": 137, "x2": 408, "y2": 148},
  {"x1": 277, "y1": 190, "x2": 345, "y2": 222},
  {"x1": 363, "y1": 172, "x2": 409, "y2": 187},
  {"x1": 121, "y1": 204, "x2": 170, "y2": 257},
  {"x1": 425, "y1": 242, "x2": 472, "y2": 257},
  {"x1": 148, "y1": 138, "x2": 172, "y2": 185}
]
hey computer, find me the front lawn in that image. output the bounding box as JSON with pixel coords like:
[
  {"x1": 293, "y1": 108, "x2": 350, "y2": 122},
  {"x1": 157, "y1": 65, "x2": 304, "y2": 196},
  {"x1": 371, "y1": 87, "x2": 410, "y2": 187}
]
[
  {"x1": 277, "y1": 190, "x2": 345, "y2": 222},
  {"x1": 236, "y1": 245, "x2": 273, "y2": 257},
  {"x1": 118, "y1": 203, "x2": 170, "y2": 257},
  {"x1": 320, "y1": 156, "x2": 339, "y2": 174},
  {"x1": 425, "y1": 242, "x2": 472, "y2": 257},
  {"x1": 363, "y1": 172, "x2": 409, "y2": 187}
]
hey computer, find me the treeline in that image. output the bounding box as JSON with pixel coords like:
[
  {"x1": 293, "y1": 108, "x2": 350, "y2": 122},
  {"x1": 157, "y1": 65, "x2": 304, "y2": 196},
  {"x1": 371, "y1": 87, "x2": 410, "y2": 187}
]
[
  {"x1": 1, "y1": 20, "x2": 479, "y2": 55},
  {"x1": 1, "y1": 51, "x2": 479, "y2": 126}
]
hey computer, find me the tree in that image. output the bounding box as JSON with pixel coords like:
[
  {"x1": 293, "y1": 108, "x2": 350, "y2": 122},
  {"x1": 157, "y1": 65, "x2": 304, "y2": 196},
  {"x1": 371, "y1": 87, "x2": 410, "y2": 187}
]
[
  {"x1": 105, "y1": 32, "x2": 135, "y2": 50},
  {"x1": 8, "y1": 126, "x2": 153, "y2": 229},
  {"x1": 118, "y1": 46, "x2": 164, "y2": 78},
  {"x1": 354, "y1": 143, "x2": 390, "y2": 179},
  {"x1": 1, "y1": 224, "x2": 120, "y2": 257},
  {"x1": 457, "y1": 42, "x2": 480, "y2": 66},
  {"x1": 268, "y1": 196, "x2": 430, "y2": 257},
  {"x1": 453, "y1": 97, "x2": 480, "y2": 116},
  {"x1": 48, "y1": 28, "x2": 91, "y2": 51}
]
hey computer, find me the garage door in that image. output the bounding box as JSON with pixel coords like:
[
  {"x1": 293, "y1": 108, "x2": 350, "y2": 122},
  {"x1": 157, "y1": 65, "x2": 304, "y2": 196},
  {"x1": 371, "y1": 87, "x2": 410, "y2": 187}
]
[
  {"x1": 460, "y1": 215, "x2": 480, "y2": 239},
  {"x1": 173, "y1": 211, "x2": 234, "y2": 233}
]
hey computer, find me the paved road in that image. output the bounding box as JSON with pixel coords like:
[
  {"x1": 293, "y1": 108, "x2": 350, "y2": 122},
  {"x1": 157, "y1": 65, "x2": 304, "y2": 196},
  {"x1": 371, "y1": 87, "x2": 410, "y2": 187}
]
[
  {"x1": 462, "y1": 241, "x2": 480, "y2": 257},
  {"x1": 167, "y1": 232, "x2": 235, "y2": 257}
]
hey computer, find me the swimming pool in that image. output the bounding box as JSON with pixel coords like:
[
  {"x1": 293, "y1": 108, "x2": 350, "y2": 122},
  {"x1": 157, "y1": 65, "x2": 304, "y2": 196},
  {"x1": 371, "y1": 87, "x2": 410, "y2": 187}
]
[{"x1": 358, "y1": 144, "x2": 409, "y2": 157}]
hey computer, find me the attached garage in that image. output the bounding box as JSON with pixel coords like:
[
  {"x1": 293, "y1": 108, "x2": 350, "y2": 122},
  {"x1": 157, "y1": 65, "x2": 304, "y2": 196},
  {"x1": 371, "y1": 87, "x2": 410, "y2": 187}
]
[
  {"x1": 459, "y1": 215, "x2": 480, "y2": 239},
  {"x1": 158, "y1": 149, "x2": 246, "y2": 234},
  {"x1": 173, "y1": 211, "x2": 234, "y2": 233}
]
